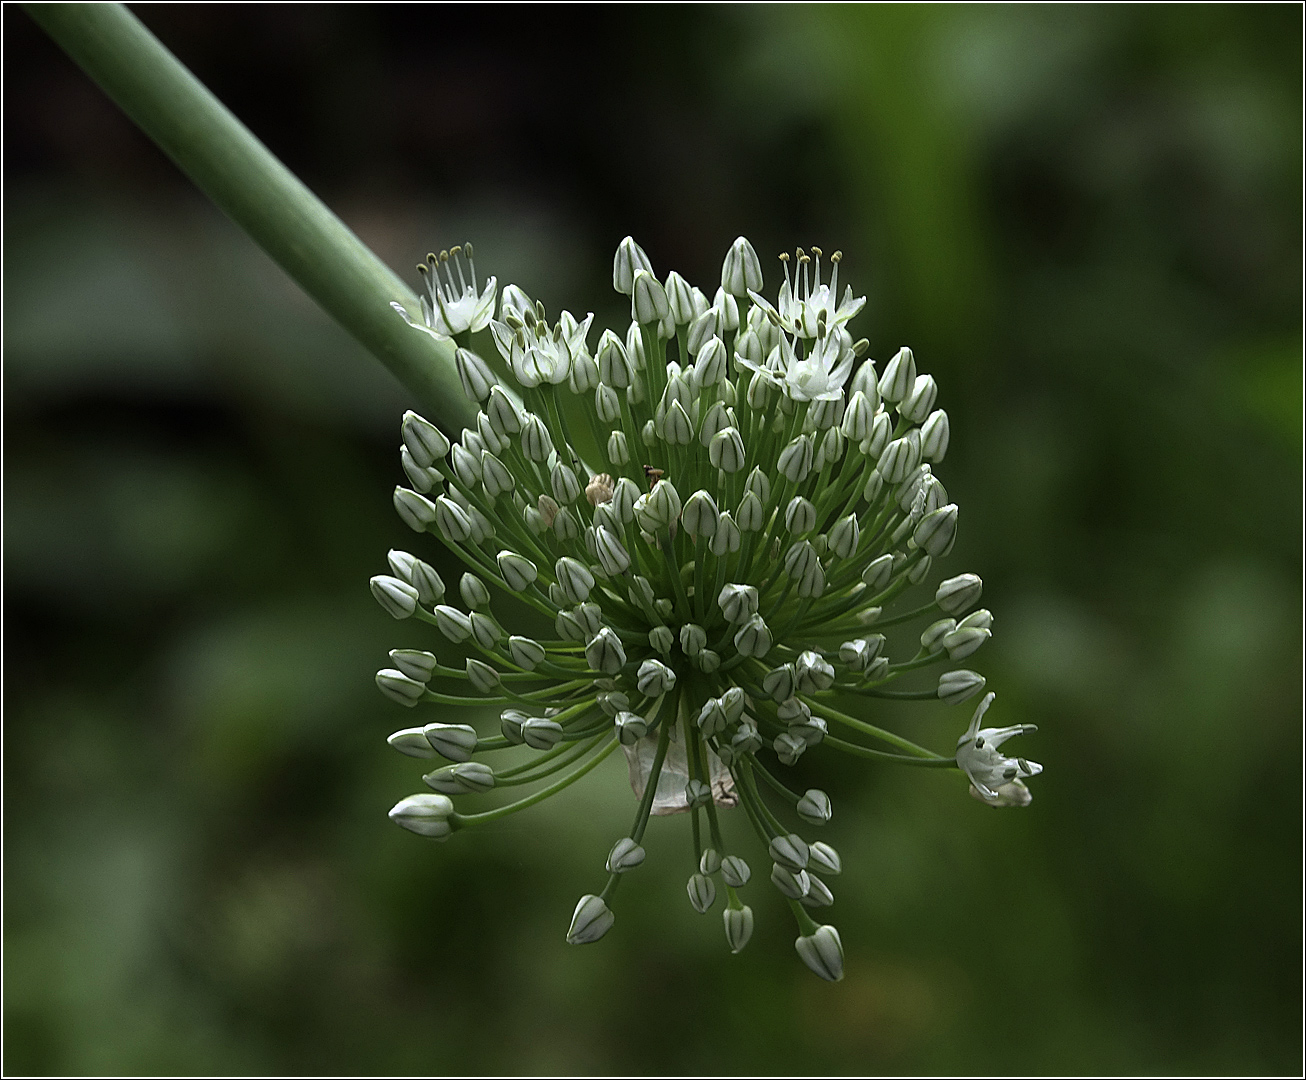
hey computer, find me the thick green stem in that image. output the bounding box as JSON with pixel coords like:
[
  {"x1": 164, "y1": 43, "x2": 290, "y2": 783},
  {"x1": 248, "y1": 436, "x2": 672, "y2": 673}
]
[{"x1": 24, "y1": 2, "x2": 475, "y2": 432}]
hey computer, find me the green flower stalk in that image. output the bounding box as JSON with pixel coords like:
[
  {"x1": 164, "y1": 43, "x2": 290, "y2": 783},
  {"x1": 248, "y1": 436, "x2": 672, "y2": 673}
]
[{"x1": 375, "y1": 236, "x2": 1042, "y2": 981}]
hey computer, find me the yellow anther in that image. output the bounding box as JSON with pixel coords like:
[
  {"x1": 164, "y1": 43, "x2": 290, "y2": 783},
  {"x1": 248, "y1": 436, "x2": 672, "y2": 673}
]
[
  {"x1": 831, "y1": 251, "x2": 843, "y2": 263},
  {"x1": 811, "y1": 245, "x2": 823, "y2": 257}
]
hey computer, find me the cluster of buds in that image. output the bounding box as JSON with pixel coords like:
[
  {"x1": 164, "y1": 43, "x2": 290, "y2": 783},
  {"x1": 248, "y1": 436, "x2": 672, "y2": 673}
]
[{"x1": 378, "y1": 237, "x2": 1041, "y2": 981}]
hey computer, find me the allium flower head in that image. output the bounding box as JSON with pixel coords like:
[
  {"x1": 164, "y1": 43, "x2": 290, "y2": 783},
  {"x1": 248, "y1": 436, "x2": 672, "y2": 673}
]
[{"x1": 377, "y1": 235, "x2": 1041, "y2": 980}]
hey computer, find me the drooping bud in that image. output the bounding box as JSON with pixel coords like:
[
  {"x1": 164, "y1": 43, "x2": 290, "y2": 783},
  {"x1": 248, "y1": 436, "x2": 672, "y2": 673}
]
[
  {"x1": 521, "y1": 718, "x2": 564, "y2": 750},
  {"x1": 376, "y1": 668, "x2": 426, "y2": 707},
  {"x1": 388, "y1": 793, "x2": 455, "y2": 839},
  {"x1": 422, "y1": 723, "x2": 478, "y2": 762},
  {"x1": 794, "y1": 925, "x2": 844, "y2": 982},
  {"x1": 614, "y1": 710, "x2": 648, "y2": 745},
  {"x1": 508, "y1": 635, "x2": 546, "y2": 670},
  {"x1": 390, "y1": 649, "x2": 437, "y2": 682},
  {"x1": 914, "y1": 503, "x2": 958, "y2": 557},
  {"x1": 371, "y1": 575, "x2": 418, "y2": 619},
  {"x1": 769, "y1": 862, "x2": 811, "y2": 900},
  {"x1": 566, "y1": 894, "x2": 615, "y2": 944},
  {"x1": 424, "y1": 761, "x2": 496, "y2": 795},
  {"x1": 938, "y1": 669, "x2": 987, "y2": 705},
  {"x1": 606, "y1": 837, "x2": 646, "y2": 873},
  {"x1": 687, "y1": 873, "x2": 717, "y2": 913},
  {"x1": 797, "y1": 789, "x2": 833, "y2": 825}
]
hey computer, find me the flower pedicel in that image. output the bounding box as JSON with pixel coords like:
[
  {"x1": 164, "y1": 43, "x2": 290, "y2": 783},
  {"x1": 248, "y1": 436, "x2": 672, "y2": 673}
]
[{"x1": 377, "y1": 236, "x2": 1041, "y2": 981}]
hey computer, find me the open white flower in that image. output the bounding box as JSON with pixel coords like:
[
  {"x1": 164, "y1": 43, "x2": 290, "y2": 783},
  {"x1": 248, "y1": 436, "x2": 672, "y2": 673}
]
[
  {"x1": 783, "y1": 326, "x2": 856, "y2": 402},
  {"x1": 955, "y1": 692, "x2": 1042, "y2": 804},
  {"x1": 752, "y1": 246, "x2": 865, "y2": 339},
  {"x1": 395, "y1": 243, "x2": 498, "y2": 340}
]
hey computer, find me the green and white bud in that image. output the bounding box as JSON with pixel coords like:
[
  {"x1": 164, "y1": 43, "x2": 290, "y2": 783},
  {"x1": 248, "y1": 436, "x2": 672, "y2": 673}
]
[
  {"x1": 569, "y1": 351, "x2": 599, "y2": 394},
  {"x1": 433, "y1": 604, "x2": 473, "y2": 643},
  {"x1": 520, "y1": 413, "x2": 554, "y2": 461},
  {"x1": 553, "y1": 506, "x2": 580, "y2": 542},
  {"x1": 960, "y1": 608, "x2": 993, "y2": 631},
  {"x1": 401, "y1": 446, "x2": 441, "y2": 493},
  {"x1": 566, "y1": 894, "x2": 615, "y2": 944},
  {"x1": 898, "y1": 373, "x2": 938, "y2": 424},
  {"x1": 808, "y1": 841, "x2": 842, "y2": 876},
  {"x1": 607, "y1": 429, "x2": 630, "y2": 466},
  {"x1": 664, "y1": 270, "x2": 696, "y2": 326},
  {"x1": 554, "y1": 557, "x2": 595, "y2": 604},
  {"x1": 507, "y1": 635, "x2": 546, "y2": 670},
  {"x1": 878, "y1": 346, "x2": 916, "y2": 404},
  {"x1": 686, "y1": 779, "x2": 712, "y2": 809},
  {"x1": 663, "y1": 400, "x2": 694, "y2": 445},
  {"x1": 699, "y1": 848, "x2": 722, "y2": 875},
  {"x1": 466, "y1": 658, "x2": 500, "y2": 693},
  {"x1": 376, "y1": 668, "x2": 426, "y2": 706},
  {"x1": 594, "y1": 383, "x2": 621, "y2": 423},
  {"x1": 938, "y1": 669, "x2": 987, "y2": 705},
  {"x1": 840, "y1": 390, "x2": 875, "y2": 441},
  {"x1": 631, "y1": 268, "x2": 670, "y2": 325},
  {"x1": 521, "y1": 718, "x2": 564, "y2": 750},
  {"x1": 721, "y1": 855, "x2": 751, "y2": 888},
  {"x1": 459, "y1": 573, "x2": 491, "y2": 610},
  {"x1": 795, "y1": 925, "x2": 844, "y2": 982},
  {"x1": 598, "y1": 690, "x2": 631, "y2": 718},
  {"x1": 388, "y1": 726, "x2": 438, "y2": 758},
  {"x1": 774, "y1": 731, "x2": 806, "y2": 765},
  {"x1": 389, "y1": 793, "x2": 455, "y2": 839},
  {"x1": 388, "y1": 550, "x2": 445, "y2": 605},
  {"x1": 585, "y1": 628, "x2": 627, "y2": 675},
  {"x1": 921, "y1": 618, "x2": 958, "y2": 654},
  {"x1": 722, "y1": 236, "x2": 763, "y2": 296},
  {"x1": 795, "y1": 651, "x2": 836, "y2": 692},
  {"x1": 687, "y1": 307, "x2": 721, "y2": 357},
  {"x1": 699, "y1": 401, "x2": 731, "y2": 446},
  {"x1": 614, "y1": 710, "x2": 648, "y2": 745},
  {"x1": 495, "y1": 551, "x2": 537, "y2": 592},
  {"x1": 920, "y1": 408, "x2": 950, "y2": 462},
  {"x1": 613, "y1": 237, "x2": 653, "y2": 295},
  {"x1": 861, "y1": 554, "x2": 895, "y2": 591},
  {"x1": 455, "y1": 347, "x2": 496, "y2": 402},
  {"x1": 799, "y1": 873, "x2": 834, "y2": 908},
  {"x1": 736, "y1": 490, "x2": 765, "y2": 531},
  {"x1": 770, "y1": 863, "x2": 811, "y2": 900},
  {"x1": 500, "y1": 709, "x2": 528, "y2": 744},
  {"x1": 710, "y1": 512, "x2": 741, "y2": 556},
  {"x1": 723, "y1": 904, "x2": 754, "y2": 953},
  {"x1": 862, "y1": 410, "x2": 893, "y2": 462},
  {"x1": 594, "y1": 527, "x2": 630, "y2": 576},
  {"x1": 606, "y1": 837, "x2": 646, "y2": 873},
  {"x1": 763, "y1": 663, "x2": 797, "y2": 702},
  {"x1": 469, "y1": 611, "x2": 500, "y2": 650},
  {"x1": 596, "y1": 329, "x2": 633, "y2": 388},
  {"x1": 914, "y1": 503, "x2": 958, "y2": 558},
  {"x1": 402, "y1": 410, "x2": 451, "y2": 468},
  {"x1": 687, "y1": 872, "x2": 717, "y2": 913},
  {"x1": 778, "y1": 434, "x2": 814, "y2": 483},
  {"x1": 826, "y1": 514, "x2": 860, "y2": 560},
  {"x1": 649, "y1": 625, "x2": 674, "y2": 656},
  {"x1": 709, "y1": 427, "x2": 747, "y2": 473},
  {"x1": 943, "y1": 624, "x2": 990, "y2": 660},
  {"x1": 451, "y1": 443, "x2": 481, "y2": 488},
  {"x1": 682, "y1": 490, "x2": 719, "y2": 537},
  {"x1": 394, "y1": 487, "x2": 441, "y2": 533},
  {"x1": 390, "y1": 648, "x2": 437, "y2": 682},
  {"x1": 692, "y1": 336, "x2": 729, "y2": 388},
  {"x1": 797, "y1": 789, "x2": 833, "y2": 825},
  {"x1": 770, "y1": 834, "x2": 813, "y2": 873},
  {"x1": 878, "y1": 430, "x2": 922, "y2": 484},
  {"x1": 785, "y1": 496, "x2": 817, "y2": 536},
  {"x1": 714, "y1": 286, "x2": 740, "y2": 332},
  {"x1": 486, "y1": 385, "x2": 521, "y2": 437},
  {"x1": 678, "y1": 623, "x2": 707, "y2": 657},
  {"x1": 371, "y1": 575, "x2": 418, "y2": 619},
  {"x1": 935, "y1": 573, "x2": 982, "y2": 615},
  {"x1": 429, "y1": 494, "x2": 470, "y2": 541},
  {"x1": 636, "y1": 658, "x2": 677, "y2": 696},
  {"x1": 551, "y1": 462, "x2": 582, "y2": 505},
  {"x1": 733, "y1": 614, "x2": 773, "y2": 658},
  {"x1": 424, "y1": 760, "x2": 495, "y2": 795},
  {"x1": 697, "y1": 697, "x2": 727, "y2": 737},
  {"x1": 423, "y1": 722, "x2": 479, "y2": 762}
]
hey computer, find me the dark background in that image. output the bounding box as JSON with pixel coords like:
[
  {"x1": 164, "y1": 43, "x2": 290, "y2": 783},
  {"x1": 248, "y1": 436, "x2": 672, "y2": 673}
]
[{"x1": 5, "y1": 4, "x2": 1301, "y2": 1074}]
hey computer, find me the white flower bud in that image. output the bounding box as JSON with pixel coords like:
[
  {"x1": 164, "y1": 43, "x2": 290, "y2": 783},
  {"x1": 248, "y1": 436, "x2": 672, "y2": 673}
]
[
  {"x1": 825, "y1": 514, "x2": 859, "y2": 560},
  {"x1": 785, "y1": 496, "x2": 817, "y2": 536},
  {"x1": 735, "y1": 490, "x2": 765, "y2": 531},
  {"x1": 687, "y1": 872, "x2": 717, "y2": 913},
  {"x1": 596, "y1": 329, "x2": 633, "y2": 388},
  {"x1": 566, "y1": 894, "x2": 615, "y2": 944},
  {"x1": 423, "y1": 722, "x2": 478, "y2": 762},
  {"x1": 433, "y1": 604, "x2": 472, "y2": 642},
  {"x1": 692, "y1": 336, "x2": 728, "y2": 387},
  {"x1": 898, "y1": 373, "x2": 938, "y2": 423},
  {"x1": 960, "y1": 608, "x2": 993, "y2": 631},
  {"x1": 595, "y1": 527, "x2": 631, "y2": 576},
  {"x1": 388, "y1": 550, "x2": 445, "y2": 606},
  {"x1": 920, "y1": 408, "x2": 950, "y2": 462},
  {"x1": 467, "y1": 505, "x2": 494, "y2": 544},
  {"x1": 606, "y1": 837, "x2": 646, "y2": 873},
  {"x1": 663, "y1": 400, "x2": 694, "y2": 446},
  {"x1": 507, "y1": 635, "x2": 546, "y2": 670},
  {"x1": 840, "y1": 390, "x2": 875, "y2": 441},
  {"x1": 731, "y1": 723, "x2": 762, "y2": 756},
  {"x1": 698, "y1": 401, "x2": 730, "y2": 446},
  {"x1": 710, "y1": 511, "x2": 741, "y2": 556},
  {"x1": 746, "y1": 368, "x2": 773, "y2": 408},
  {"x1": 687, "y1": 307, "x2": 721, "y2": 356},
  {"x1": 849, "y1": 359, "x2": 880, "y2": 409},
  {"x1": 550, "y1": 461, "x2": 582, "y2": 505},
  {"x1": 607, "y1": 429, "x2": 630, "y2": 466},
  {"x1": 402, "y1": 410, "x2": 451, "y2": 468},
  {"x1": 762, "y1": 663, "x2": 797, "y2": 702},
  {"x1": 376, "y1": 668, "x2": 425, "y2": 707},
  {"x1": 938, "y1": 669, "x2": 987, "y2": 705},
  {"x1": 614, "y1": 710, "x2": 648, "y2": 745},
  {"x1": 696, "y1": 649, "x2": 721, "y2": 673},
  {"x1": 388, "y1": 793, "x2": 455, "y2": 839},
  {"x1": 520, "y1": 414, "x2": 554, "y2": 462},
  {"x1": 770, "y1": 863, "x2": 811, "y2": 899},
  {"x1": 393, "y1": 487, "x2": 440, "y2": 533},
  {"x1": 943, "y1": 625, "x2": 990, "y2": 660},
  {"x1": 400, "y1": 446, "x2": 441, "y2": 493},
  {"x1": 390, "y1": 648, "x2": 437, "y2": 682},
  {"x1": 783, "y1": 540, "x2": 818, "y2": 580},
  {"x1": 485, "y1": 386, "x2": 521, "y2": 437},
  {"x1": 521, "y1": 718, "x2": 564, "y2": 750},
  {"x1": 914, "y1": 503, "x2": 958, "y2": 557},
  {"x1": 718, "y1": 583, "x2": 759, "y2": 623},
  {"x1": 455, "y1": 347, "x2": 496, "y2": 402},
  {"x1": 707, "y1": 427, "x2": 746, "y2": 475},
  {"x1": 631, "y1": 268, "x2": 670, "y2": 324},
  {"x1": 636, "y1": 479, "x2": 682, "y2": 533},
  {"x1": 552, "y1": 506, "x2": 579, "y2": 542},
  {"x1": 723, "y1": 905, "x2": 755, "y2": 953},
  {"x1": 733, "y1": 614, "x2": 773, "y2": 658},
  {"x1": 387, "y1": 726, "x2": 438, "y2": 758},
  {"x1": 371, "y1": 575, "x2": 418, "y2": 619},
  {"x1": 743, "y1": 466, "x2": 771, "y2": 504},
  {"x1": 594, "y1": 383, "x2": 621, "y2": 423},
  {"x1": 795, "y1": 650, "x2": 836, "y2": 692},
  {"x1": 818, "y1": 427, "x2": 844, "y2": 470},
  {"x1": 663, "y1": 270, "x2": 696, "y2": 326},
  {"x1": 697, "y1": 697, "x2": 726, "y2": 736},
  {"x1": 713, "y1": 287, "x2": 740, "y2": 332},
  {"x1": 636, "y1": 658, "x2": 677, "y2": 696},
  {"x1": 778, "y1": 434, "x2": 814, "y2": 483},
  {"x1": 878, "y1": 346, "x2": 916, "y2": 403},
  {"x1": 424, "y1": 761, "x2": 495, "y2": 795},
  {"x1": 459, "y1": 573, "x2": 491, "y2": 610},
  {"x1": 861, "y1": 553, "x2": 894, "y2": 591},
  {"x1": 470, "y1": 611, "x2": 500, "y2": 650},
  {"x1": 648, "y1": 625, "x2": 673, "y2": 655},
  {"x1": 797, "y1": 789, "x2": 832, "y2": 825},
  {"x1": 800, "y1": 874, "x2": 835, "y2": 908},
  {"x1": 682, "y1": 490, "x2": 719, "y2": 538},
  {"x1": 679, "y1": 623, "x2": 707, "y2": 657},
  {"x1": 803, "y1": 842, "x2": 840, "y2": 877},
  {"x1": 862, "y1": 410, "x2": 893, "y2": 461},
  {"x1": 719, "y1": 855, "x2": 751, "y2": 888},
  {"x1": 430, "y1": 494, "x2": 471, "y2": 542},
  {"x1": 496, "y1": 551, "x2": 538, "y2": 592},
  {"x1": 877, "y1": 429, "x2": 922, "y2": 484},
  {"x1": 777, "y1": 697, "x2": 811, "y2": 723},
  {"x1": 465, "y1": 657, "x2": 500, "y2": 693},
  {"x1": 795, "y1": 924, "x2": 844, "y2": 982},
  {"x1": 774, "y1": 731, "x2": 806, "y2": 765},
  {"x1": 569, "y1": 350, "x2": 599, "y2": 394},
  {"x1": 451, "y1": 442, "x2": 482, "y2": 487},
  {"x1": 499, "y1": 709, "x2": 528, "y2": 744},
  {"x1": 921, "y1": 617, "x2": 958, "y2": 654},
  {"x1": 555, "y1": 557, "x2": 595, "y2": 603},
  {"x1": 721, "y1": 236, "x2": 763, "y2": 297},
  {"x1": 585, "y1": 628, "x2": 627, "y2": 675}
]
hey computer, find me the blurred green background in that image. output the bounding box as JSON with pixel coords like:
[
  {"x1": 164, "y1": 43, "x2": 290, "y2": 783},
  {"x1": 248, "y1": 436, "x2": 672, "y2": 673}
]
[{"x1": 5, "y1": 4, "x2": 1301, "y2": 1074}]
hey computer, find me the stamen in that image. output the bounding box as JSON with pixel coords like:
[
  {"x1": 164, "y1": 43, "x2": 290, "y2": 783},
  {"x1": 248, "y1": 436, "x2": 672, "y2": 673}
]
[{"x1": 451, "y1": 245, "x2": 469, "y2": 293}]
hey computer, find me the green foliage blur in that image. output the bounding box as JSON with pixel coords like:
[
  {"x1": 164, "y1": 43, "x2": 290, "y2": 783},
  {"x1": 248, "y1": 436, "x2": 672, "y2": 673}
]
[{"x1": 5, "y1": 5, "x2": 1300, "y2": 1074}]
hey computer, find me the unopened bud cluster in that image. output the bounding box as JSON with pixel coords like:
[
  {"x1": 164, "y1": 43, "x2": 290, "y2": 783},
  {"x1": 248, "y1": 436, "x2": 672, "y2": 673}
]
[{"x1": 380, "y1": 236, "x2": 1041, "y2": 981}]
